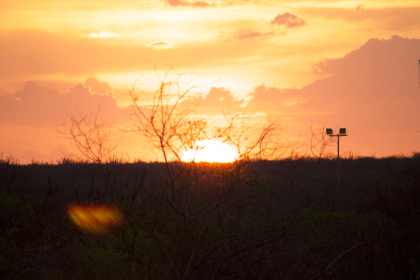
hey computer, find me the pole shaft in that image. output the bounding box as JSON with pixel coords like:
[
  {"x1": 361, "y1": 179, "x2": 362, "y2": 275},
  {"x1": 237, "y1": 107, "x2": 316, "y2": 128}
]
[
  {"x1": 337, "y1": 135, "x2": 340, "y2": 160},
  {"x1": 337, "y1": 135, "x2": 340, "y2": 189}
]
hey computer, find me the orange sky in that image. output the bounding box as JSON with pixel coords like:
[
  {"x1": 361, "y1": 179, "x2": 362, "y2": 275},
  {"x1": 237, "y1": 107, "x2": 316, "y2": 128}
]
[{"x1": 1, "y1": 0, "x2": 420, "y2": 163}]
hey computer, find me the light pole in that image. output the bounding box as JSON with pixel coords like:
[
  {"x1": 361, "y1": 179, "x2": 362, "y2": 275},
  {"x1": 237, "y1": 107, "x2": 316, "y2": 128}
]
[{"x1": 326, "y1": 128, "x2": 348, "y2": 188}]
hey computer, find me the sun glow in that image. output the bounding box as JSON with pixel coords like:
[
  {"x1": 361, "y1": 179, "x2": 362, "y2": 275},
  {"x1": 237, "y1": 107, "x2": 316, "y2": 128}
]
[{"x1": 181, "y1": 139, "x2": 239, "y2": 163}]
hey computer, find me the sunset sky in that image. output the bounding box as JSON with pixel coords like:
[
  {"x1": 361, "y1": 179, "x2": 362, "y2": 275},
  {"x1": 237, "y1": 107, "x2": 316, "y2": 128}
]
[{"x1": 1, "y1": 0, "x2": 420, "y2": 163}]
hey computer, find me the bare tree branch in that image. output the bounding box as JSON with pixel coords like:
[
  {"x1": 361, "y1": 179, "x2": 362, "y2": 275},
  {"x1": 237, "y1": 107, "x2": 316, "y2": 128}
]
[{"x1": 56, "y1": 105, "x2": 124, "y2": 164}]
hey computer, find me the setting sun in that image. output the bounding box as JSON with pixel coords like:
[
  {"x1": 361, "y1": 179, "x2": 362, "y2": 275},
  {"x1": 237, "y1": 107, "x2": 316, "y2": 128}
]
[{"x1": 181, "y1": 139, "x2": 239, "y2": 163}]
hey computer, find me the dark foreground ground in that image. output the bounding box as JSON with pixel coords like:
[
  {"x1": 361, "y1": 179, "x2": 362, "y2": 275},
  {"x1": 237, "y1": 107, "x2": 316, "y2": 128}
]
[{"x1": 1, "y1": 154, "x2": 420, "y2": 279}]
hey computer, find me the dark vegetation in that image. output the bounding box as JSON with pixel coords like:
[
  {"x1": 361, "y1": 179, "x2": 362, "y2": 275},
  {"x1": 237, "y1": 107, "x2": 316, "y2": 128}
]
[{"x1": 1, "y1": 152, "x2": 420, "y2": 279}]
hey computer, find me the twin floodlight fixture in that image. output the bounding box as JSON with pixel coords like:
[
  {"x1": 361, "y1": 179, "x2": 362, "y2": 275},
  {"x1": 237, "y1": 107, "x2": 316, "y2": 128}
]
[
  {"x1": 326, "y1": 128, "x2": 347, "y2": 135},
  {"x1": 326, "y1": 127, "x2": 347, "y2": 161}
]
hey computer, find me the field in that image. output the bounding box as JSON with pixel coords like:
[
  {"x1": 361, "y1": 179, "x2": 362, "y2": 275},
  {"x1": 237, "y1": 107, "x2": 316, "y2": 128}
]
[{"x1": 1, "y1": 154, "x2": 420, "y2": 279}]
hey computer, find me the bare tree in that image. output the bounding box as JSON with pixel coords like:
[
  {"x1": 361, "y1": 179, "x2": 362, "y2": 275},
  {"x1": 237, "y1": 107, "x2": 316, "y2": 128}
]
[
  {"x1": 125, "y1": 67, "x2": 286, "y2": 184},
  {"x1": 125, "y1": 67, "x2": 207, "y2": 186},
  {"x1": 213, "y1": 113, "x2": 285, "y2": 162},
  {"x1": 304, "y1": 121, "x2": 337, "y2": 163},
  {"x1": 56, "y1": 106, "x2": 124, "y2": 164},
  {"x1": 123, "y1": 67, "x2": 290, "y2": 279}
]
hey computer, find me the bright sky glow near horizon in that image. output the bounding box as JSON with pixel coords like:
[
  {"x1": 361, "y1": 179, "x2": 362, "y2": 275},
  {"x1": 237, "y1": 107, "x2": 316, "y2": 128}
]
[{"x1": 1, "y1": 0, "x2": 420, "y2": 163}]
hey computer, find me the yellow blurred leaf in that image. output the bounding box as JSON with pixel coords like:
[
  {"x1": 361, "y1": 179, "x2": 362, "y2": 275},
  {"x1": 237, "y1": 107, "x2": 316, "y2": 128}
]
[{"x1": 66, "y1": 203, "x2": 124, "y2": 236}]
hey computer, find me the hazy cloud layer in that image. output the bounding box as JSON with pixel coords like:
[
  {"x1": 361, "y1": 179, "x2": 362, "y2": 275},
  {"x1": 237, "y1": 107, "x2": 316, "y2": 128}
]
[
  {"x1": 166, "y1": 0, "x2": 210, "y2": 7},
  {"x1": 0, "y1": 29, "x2": 273, "y2": 97},
  {"x1": 2, "y1": 0, "x2": 419, "y2": 10},
  {"x1": 0, "y1": 30, "x2": 188, "y2": 84},
  {"x1": 270, "y1": 13, "x2": 306, "y2": 28}
]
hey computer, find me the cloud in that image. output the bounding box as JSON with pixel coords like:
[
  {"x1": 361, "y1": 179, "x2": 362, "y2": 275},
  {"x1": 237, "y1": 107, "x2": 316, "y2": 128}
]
[
  {"x1": 166, "y1": 0, "x2": 211, "y2": 7},
  {"x1": 236, "y1": 30, "x2": 261, "y2": 39},
  {"x1": 246, "y1": 85, "x2": 285, "y2": 106},
  {"x1": 270, "y1": 12, "x2": 306, "y2": 28},
  {"x1": 182, "y1": 87, "x2": 244, "y2": 114},
  {"x1": 85, "y1": 77, "x2": 112, "y2": 95},
  {"x1": 80, "y1": 31, "x2": 120, "y2": 38},
  {"x1": 243, "y1": 85, "x2": 300, "y2": 113},
  {"x1": 241, "y1": 35, "x2": 420, "y2": 157},
  {"x1": 234, "y1": 30, "x2": 273, "y2": 39},
  {"x1": 193, "y1": 1, "x2": 210, "y2": 6},
  {"x1": 0, "y1": 80, "x2": 132, "y2": 126},
  {"x1": 145, "y1": 40, "x2": 176, "y2": 49},
  {"x1": 245, "y1": 35, "x2": 420, "y2": 112},
  {"x1": 311, "y1": 35, "x2": 419, "y2": 76},
  {"x1": 356, "y1": 5, "x2": 365, "y2": 12}
]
